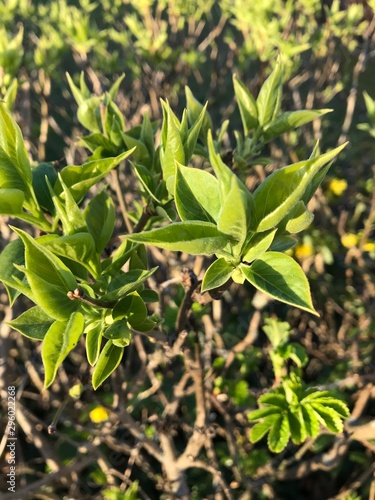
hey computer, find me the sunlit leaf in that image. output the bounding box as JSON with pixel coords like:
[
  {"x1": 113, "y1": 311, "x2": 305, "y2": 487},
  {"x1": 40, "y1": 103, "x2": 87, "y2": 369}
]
[
  {"x1": 125, "y1": 221, "x2": 228, "y2": 255},
  {"x1": 92, "y1": 341, "x2": 124, "y2": 390},
  {"x1": 42, "y1": 312, "x2": 85, "y2": 388},
  {"x1": 201, "y1": 258, "x2": 234, "y2": 292},
  {"x1": 240, "y1": 252, "x2": 317, "y2": 315},
  {"x1": 7, "y1": 306, "x2": 54, "y2": 340}
]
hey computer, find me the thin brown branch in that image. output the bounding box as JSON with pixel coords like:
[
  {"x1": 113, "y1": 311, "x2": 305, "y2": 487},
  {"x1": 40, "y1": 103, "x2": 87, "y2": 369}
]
[
  {"x1": 1, "y1": 457, "x2": 95, "y2": 500},
  {"x1": 333, "y1": 462, "x2": 375, "y2": 500},
  {"x1": 110, "y1": 169, "x2": 133, "y2": 233},
  {"x1": 175, "y1": 268, "x2": 200, "y2": 334},
  {"x1": 338, "y1": 16, "x2": 375, "y2": 145},
  {"x1": 224, "y1": 310, "x2": 262, "y2": 369}
]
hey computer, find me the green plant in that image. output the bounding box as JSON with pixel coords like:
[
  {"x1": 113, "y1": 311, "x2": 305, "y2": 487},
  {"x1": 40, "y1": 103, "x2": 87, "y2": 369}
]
[
  {"x1": 0, "y1": 59, "x2": 350, "y2": 457},
  {"x1": 248, "y1": 375, "x2": 350, "y2": 453},
  {"x1": 262, "y1": 317, "x2": 308, "y2": 382}
]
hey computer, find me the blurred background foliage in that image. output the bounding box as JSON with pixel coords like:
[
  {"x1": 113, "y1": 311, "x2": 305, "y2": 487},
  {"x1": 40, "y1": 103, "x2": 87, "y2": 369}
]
[{"x1": 1, "y1": 0, "x2": 375, "y2": 499}]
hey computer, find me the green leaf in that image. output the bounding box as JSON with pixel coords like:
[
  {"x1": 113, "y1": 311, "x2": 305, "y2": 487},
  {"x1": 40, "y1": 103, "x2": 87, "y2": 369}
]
[
  {"x1": 106, "y1": 103, "x2": 126, "y2": 147},
  {"x1": 180, "y1": 110, "x2": 189, "y2": 144},
  {"x1": 124, "y1": 221, "x2": 228, "y2": 255},
  {"x1": 201, "y1": 258, "x2": 234, "y2": 292},
  {"x1": 19, "y1": 266, "x2": 79, "y2": 320},
  {"x1": 268, "y1": 414, "x2": 290, "y2": 453},
  {"x1": 301, "y1": 403, "x2": 321, "y2": 438},
  {"x1": 363, "y1": 90, "x2": 375, "y2": 118},
  {"x1": 66, "y1": 72, "x2": 87, "y2": 106},
  {"x1": 175, "y1": 163, "x2": 221, "y2": 223},
  {"x1": 108, "y1": 73, "x2": 125, "y2": 100},
  {"x1": 101, "y1": 239, "x2": 135, "y2": 277},
  {"x1": 309, "y1": 403, "x2": 344, "y2": 433},
  {"x1": 55, "y1": 149, "x2": 135, "y2": 203},
  {"x1": 0, "y1": 237, "x2": 25, "y2": 304},
  {"x1": 3, "y1": 78, "x2": 18, "y2": 111},
  {"x1": 160, "y1": 100, "x2": 185, "y2": 189},
  {"x1": 112, "y1": 292, "x2": 148, "y2": 328},
  {"x1": 285, "y1": 201, "x2": 314, "y2": 234},
  {"x1": 256, "y1": 57, "x2": 283, "y2": 127},
  {"x1": 217, "y1": 175, "x2": 254, "y2": 245},
  {"x1": 48, "y1": 174, "x2": 87, "y2": 234},
  {"x1": 129, "y1": 244, "x2": 148, "y2": 271},
  {"x1": 92, "y1": 341, "x2": 124, "y2": 390},
  {"x1": 112, "y1": 296, "x2": 132, "y2": 320},
  {"x1": 302, "y1": 163, "x2": 331, "y2": 206},
  {"x1": 86, "y1": 322, "x2": 103, "y2": 366},
  {"x1": 207, "y1": 130, "x2": 233, "y2": 201},
  {"x1": 0, "y1": 104, "x2": 34, "y2": 201},
  {"x1": 131, "y1": 317, "x2": 158, "y2": 333},
  {"x1": 0, "y1": 149, "x2": 28, "y2": 195},
  {"x1": 309, "y1": 398, "x2": 350, "y2": 419},
  {"x1": 84, "y1": 189, "x2": 115, "y2": 253},
  {"x1": 132, "y1": 162, "x2": 159, "y2": 202},
  {"x1": 104, "y1": 320, "x2": 132, "y2": 343},
  {"x1": 141, "y1": 113, "x2": 157, "y2": 160},
  {"x1": 232, "y1": 267, "x2": 246, "y2": 284},
  {"x1": 7, "y1": 306, "x2": 54, "y2": 340},
  {"x1": 301, "y1": 390, "x2": 333, "y2": 401},
  {"x1": 240, "y1": 252, "x2": 317, "y2": 315},
  {"x1": 41, "y1": 233, "x2": 100, "y2": 279},
  {"x1": 263, "y1": 109, "x2": 332, "y2": 141},
  {"x1": 125, "y1": 293, "x2": 148, "y2": 328},
  {"x1": 270, "y1": 235, "x2": 297, "y2": 252},
  {"x1": 32, "y1": 162, "x2": 58, "y2": 213},
  {"x1": 184, "y1": 103, "x2": 208, "y2": 159},
  {"x1": 42, "y1": 311, "x2": 85, "y2": 388},
  {"x1": 282, "y1": 381, "x2": 299, "y2": 405},
  {"x1": 0, "y1": 188, "x2": 24, "y2": 215},
  {"x1": 140, "y1": 289, "x2": 159, "y2": 303},
  {"x1": 233, "y1": 75, "x2": 258, "y2": 135},
  {"x1": 262, "y1": 317, "x2": 291, "y2": 348},
  {"x1": 185, "y1": 86, "x2": 212, "y2": 144},
  {"x1": 242, "y1": 229, "x2": 277, "y2": 263},
  {"x1": 258, "y1": 393, "x2": 288, "y2": 409},
  {"x1": 279, "y1": 343, "x2": 308, "y2": 367},
  {"x1": 77, "y1": 96, "x2": 102, "y2": 133},
  {"x1": 288, "y1": 407, "x2": 306, "y2": 444},
  {"x1": 0, "y1": 274, "x2": 35, "y2": 305},
  {"x1": 12, "y1": 227, "x2": 79, "y2": 320},
  {"x1": 247, "y1": 407, "x2": 281, "y2": 422},
  {"x1": 253, "y1": 143, "x2": 347, "y2": 232},
  {"x1": 250, "y1": 415, "x2": 278, "y2": 443},
  {"x1": 79, "y1": 133, "x2": 115, "y2": 154},
  {"x1": 123, "y1": 133, "x2": 150, "y2": 163},
  {"x1": 102, "y1": 268, "x2": 157, "y2": 301}
]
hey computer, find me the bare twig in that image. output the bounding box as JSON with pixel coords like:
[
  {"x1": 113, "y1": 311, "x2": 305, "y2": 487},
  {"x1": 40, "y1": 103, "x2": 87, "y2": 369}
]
[
  {"x1": 338, "y1": 16, "x2": 375, "y2": 145},
  {"x1": 1, "y1": 456, "x2": 95, "y2": 500}
]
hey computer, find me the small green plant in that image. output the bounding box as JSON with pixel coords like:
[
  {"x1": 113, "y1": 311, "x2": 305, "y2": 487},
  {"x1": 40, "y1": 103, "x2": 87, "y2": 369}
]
[
  {"x1": 248, "y1": 375, "x2": 350, "y2": 453},
  {"x1": 262, "y1": 317, "x2": 308, "y2": 382}
]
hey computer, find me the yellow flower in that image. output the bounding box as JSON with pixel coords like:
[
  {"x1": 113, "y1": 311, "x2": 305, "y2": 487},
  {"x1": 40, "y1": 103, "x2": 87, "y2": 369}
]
[
  {"x1": 328, "y1": 178, "x2": 347, "y2": 196},
  {"x1": 89, "y1": 406, "x2": 109, "y2": 423},
  {"x1": 341, "y1": 233, "x2": 358, "y2": 248},
  {"x1": 295, "y1": 243, "x2": 314, "y2": 259},
  {"x1": 363, "y1": 241, "x2": 375, "y2": 252}
]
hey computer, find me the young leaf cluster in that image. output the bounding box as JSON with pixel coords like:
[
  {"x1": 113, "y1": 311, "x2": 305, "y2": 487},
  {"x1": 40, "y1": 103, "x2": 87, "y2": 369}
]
[
  {"x1": 263, "y1": 318, "x2": 308, "y2": 381},
  {"x1": 0, "y1": 103, "x2": 160, "y2": 389},
  {"x1": 125, "y1": 60, "x2": 347, "y2": 315},
  {"x1": 248, "y1": 378, "x2": 350, "y2": 453},
  {"x1": 232, "y1": 57, "x2": 332, "y2": 170}
]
